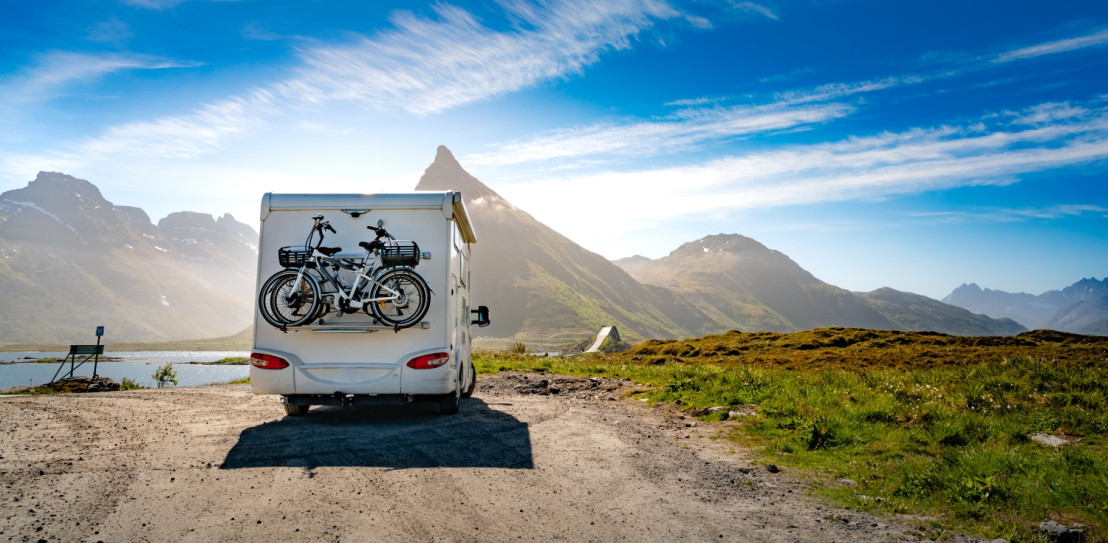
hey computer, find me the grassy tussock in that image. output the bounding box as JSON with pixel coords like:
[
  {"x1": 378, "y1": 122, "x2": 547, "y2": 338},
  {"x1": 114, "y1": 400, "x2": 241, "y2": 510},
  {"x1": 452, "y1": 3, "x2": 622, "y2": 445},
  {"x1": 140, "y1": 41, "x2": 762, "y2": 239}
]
[{"x1": 475, "y1": 328, "x2": 1108, "y2": 542}]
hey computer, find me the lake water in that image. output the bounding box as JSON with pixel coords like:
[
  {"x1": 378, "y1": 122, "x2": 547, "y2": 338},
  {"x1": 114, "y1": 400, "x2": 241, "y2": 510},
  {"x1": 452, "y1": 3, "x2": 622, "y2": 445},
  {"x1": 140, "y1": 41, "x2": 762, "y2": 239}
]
[{"x1": 0, "y1": 351, "x2": 251, "y2": 390}]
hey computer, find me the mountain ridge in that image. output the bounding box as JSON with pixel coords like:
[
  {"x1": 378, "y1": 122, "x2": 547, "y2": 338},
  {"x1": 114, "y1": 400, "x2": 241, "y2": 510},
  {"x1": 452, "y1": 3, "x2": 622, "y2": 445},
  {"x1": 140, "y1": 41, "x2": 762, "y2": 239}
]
[
  {"x1": 943, "y1": 278, "x2": 1108, "y2": 334},
  {"x1": 617, "y1": 234, "x2": 1025, "y2": 336},
  {"x1": 0, "y1": 172, "x2": 258, "y2": 344}
]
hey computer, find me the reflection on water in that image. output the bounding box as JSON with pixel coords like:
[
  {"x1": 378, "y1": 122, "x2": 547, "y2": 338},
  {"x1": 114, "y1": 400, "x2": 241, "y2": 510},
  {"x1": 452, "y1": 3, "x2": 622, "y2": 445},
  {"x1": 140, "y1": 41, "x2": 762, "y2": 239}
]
[
  {"x1": 0, "y1": 351, "x2": 250, "y2": 390},
  {"x1": 0, "y1": 351, "x2": 249, "y2": 363}
]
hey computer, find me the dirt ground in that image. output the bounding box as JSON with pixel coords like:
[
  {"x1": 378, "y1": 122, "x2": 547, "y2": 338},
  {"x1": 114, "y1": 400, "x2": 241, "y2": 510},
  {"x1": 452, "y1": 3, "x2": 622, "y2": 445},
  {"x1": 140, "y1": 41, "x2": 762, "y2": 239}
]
[{"x1": 0, "y1": 373, "x2": 999, "y2": 542}]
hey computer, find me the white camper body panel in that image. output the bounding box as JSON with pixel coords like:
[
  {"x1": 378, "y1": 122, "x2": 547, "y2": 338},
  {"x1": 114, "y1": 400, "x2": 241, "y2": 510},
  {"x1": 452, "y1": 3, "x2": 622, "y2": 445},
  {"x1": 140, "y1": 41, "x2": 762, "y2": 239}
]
[{"x1": 250, "y1": 191, "x2": 476, "y2": 404}]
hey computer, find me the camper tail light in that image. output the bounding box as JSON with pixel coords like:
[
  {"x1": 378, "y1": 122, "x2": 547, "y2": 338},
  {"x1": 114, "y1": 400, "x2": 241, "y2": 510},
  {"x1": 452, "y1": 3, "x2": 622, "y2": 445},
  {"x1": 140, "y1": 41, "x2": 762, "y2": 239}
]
[
  {"x1": 407, "y1": 352, "x2": 450, "y2": 369},
  {"x1": 250, "y1": 352, "x2": 289, "y2": 370}
]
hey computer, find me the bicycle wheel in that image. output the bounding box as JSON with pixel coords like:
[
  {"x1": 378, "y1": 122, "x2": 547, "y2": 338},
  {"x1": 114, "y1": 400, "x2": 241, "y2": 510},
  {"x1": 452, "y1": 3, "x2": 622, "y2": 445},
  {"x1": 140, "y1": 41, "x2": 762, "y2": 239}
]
[
  {"x1": 259, "y1": 270, "x2": 322, "y2": 327},
  {"x1": 368, "y1": 268, "x2": 431, "y2": 328}
]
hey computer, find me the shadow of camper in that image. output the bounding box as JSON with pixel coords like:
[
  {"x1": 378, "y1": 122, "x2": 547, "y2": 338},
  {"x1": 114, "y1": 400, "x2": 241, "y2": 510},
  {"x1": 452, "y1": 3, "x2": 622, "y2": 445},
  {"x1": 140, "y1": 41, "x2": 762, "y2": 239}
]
[{"x1": 220, "y1": 397, "x2": 533, "y2": 471}]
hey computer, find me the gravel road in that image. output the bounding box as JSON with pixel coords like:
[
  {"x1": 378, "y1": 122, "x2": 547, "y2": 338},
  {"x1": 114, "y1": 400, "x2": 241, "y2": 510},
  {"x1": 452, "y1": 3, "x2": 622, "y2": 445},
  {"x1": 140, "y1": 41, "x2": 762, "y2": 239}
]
[{"x1": 1, "y1": 373, "x2": 991, "y2": 542}]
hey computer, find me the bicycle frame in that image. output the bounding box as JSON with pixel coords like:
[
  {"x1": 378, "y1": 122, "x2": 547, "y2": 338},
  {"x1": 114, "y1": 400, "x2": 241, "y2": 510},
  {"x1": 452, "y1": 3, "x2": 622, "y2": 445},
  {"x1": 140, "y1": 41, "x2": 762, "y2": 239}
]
[{"x1": 287, "y1": 249, "x2": 407, "y2": 313}]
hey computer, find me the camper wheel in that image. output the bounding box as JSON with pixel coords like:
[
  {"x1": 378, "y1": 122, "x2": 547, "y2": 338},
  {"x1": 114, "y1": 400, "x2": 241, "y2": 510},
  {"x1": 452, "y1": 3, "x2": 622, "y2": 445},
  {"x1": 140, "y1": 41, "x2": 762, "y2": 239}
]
[
  {"x1": 461, "y1": 361, "x2": 476, "y2": 398},
  {"x1": 438, "y1": 382, "x2": 460, "y2": 414},
  {"x1": 284, "y1": 402, "x2": 309, "y2": 416}
]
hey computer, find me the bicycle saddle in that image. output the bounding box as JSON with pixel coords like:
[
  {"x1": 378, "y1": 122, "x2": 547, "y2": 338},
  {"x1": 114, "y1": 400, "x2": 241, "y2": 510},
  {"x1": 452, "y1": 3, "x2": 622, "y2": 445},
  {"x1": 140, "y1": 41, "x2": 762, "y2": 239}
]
[{"x1": 317, "y1": 246, "x2": 342, "y2": 256}]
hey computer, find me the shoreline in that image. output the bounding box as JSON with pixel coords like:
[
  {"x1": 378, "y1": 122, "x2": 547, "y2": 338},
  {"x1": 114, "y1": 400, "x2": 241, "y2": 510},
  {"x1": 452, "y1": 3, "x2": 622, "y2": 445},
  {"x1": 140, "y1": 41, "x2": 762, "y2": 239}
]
[{"x1": 0, "y1": 359, "x2": 247, "y2": 365}]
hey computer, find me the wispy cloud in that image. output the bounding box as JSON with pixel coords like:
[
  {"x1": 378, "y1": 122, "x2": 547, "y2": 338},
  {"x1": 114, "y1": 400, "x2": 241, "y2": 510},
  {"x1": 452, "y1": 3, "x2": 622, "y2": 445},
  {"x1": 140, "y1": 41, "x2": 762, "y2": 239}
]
[
  {"x1": 993, "y1": 27, "x2": 1108, "y2": 63},
  {"x1": 467, "y1": 73, "x2": 941, "y2": 169},
  {"x1": 908, "y1": 204, "x2": 1108, "y2": 224},
  {"x1": 68, "y1": 89, "x2": 278, "y2": 160},
  {"x1": 121, "y1": 0, "x2": 187, "y2": 10},
  {"x1": 87, "y1": 18, "x2": 134, "y2": 45},
  {"x1": 1009, "y1": 102, "x2": 1090, "y2": 126},
  {"x1": 279, "y1": 0, "x2": 678, "y2": 116},
  {"x1": 500, "y1": 100, "x2": 1108, "y2": 239},
  {"x1": 12, "y1": 3, "x2": 1108, "y2": 184},
  {"x1": 15, "y1": 0, "x2": 679, "y2": 168},
  {"x1": 469, "y1": 26, "x2": 1108, "y2": 172},
  {"x1": 465, "y1": 101, "x2": 852, "y2": 166},
  {"x1": 0, "y1": 51, "x2": 199, "y2": 106},
  {"x1": 732, "y1": 1, "x2": 779, "y2": 21}
]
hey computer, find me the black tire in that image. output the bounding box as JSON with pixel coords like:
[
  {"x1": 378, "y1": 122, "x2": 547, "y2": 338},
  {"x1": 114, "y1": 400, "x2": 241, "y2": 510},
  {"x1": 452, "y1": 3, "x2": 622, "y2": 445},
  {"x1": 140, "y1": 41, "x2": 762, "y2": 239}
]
[
  {"x1": 461, "y1": 361, "x2": 476, "y2": 398},
  {"x1": 284, "y1": 402, "x2": 309, "y2": 416},
  {"x1": 438, "y1": 382, "x2": 460, "y2": 414},
  {"x1": 259, "y1": 270, "x2": 322, "y2": 327},
  {"x1": 369, "y1": 268, "x2": 431, "y2": 328}
]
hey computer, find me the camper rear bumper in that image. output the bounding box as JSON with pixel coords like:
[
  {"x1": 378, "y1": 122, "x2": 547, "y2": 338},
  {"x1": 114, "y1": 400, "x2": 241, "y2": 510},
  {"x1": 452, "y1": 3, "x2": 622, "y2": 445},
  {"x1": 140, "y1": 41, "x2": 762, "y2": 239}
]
[
  {"x1": 249, "y1": 353, "x2": 458, "y2": 396},
  {"x1": 283, "y1": 394, "x2": 412, "y2": 407}
]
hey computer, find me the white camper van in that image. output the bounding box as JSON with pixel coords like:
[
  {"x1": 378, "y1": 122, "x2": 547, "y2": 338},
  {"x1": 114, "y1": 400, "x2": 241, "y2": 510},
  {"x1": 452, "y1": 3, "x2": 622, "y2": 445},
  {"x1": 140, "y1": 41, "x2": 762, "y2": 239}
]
[{"x1": 249, "y1": 191, "x2": 489, "y2": 415}]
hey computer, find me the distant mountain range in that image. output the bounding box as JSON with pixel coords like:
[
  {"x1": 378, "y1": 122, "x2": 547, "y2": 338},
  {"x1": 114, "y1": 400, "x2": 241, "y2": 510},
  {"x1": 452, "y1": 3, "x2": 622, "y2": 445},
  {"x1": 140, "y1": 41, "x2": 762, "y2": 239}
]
[
  {"x1": 613, "y1": 234, "x2": 1025, "y2": 337},
  {"x1": 6, "y1": 151, "x2": 1083, "y2": 345},
  {"x1": 0, "y1": 172, "x2": 257, "y2": 344},
  {"x1": 943, "y1": 279, "x2": 1108, "y2": 335}
]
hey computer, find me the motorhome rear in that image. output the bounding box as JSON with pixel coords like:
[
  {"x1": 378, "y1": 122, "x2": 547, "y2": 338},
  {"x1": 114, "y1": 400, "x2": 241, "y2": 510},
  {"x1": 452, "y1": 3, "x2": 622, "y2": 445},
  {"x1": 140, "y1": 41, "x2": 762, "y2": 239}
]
[{"x1": 250, "y1": 191, "x2": 488, "y2": 415}]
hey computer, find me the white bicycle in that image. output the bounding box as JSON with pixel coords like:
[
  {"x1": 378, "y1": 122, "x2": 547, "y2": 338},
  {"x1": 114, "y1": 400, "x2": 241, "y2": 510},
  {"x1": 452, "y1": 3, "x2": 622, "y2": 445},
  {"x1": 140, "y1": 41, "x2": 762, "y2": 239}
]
[{"x1": 258, "y1": 215, "x2": 431, "y2": 329}]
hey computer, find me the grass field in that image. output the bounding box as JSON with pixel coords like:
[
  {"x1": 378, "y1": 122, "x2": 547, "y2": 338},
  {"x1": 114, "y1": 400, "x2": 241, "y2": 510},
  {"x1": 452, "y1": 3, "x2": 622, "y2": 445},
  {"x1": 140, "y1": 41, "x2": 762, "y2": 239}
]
[{"x1": 476, "y1": 328, "x2": 1108, "y2": 542}]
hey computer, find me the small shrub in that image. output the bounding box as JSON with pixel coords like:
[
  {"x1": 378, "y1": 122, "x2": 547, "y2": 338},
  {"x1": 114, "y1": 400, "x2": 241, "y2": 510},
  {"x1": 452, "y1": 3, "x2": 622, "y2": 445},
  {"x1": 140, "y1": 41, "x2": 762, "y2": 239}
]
[
  {"x1": 508, "y1": 341, "x2": 527, "y2": 354},
  {"x1": 120, "y1": 377, "x2": 146, "y2": 390},
  {"x1": 152, "y1": 363, "x2": 178, "y2": 388},
  {"x1": 806, "y1": 416, "x2": 852, "y2": 450}
]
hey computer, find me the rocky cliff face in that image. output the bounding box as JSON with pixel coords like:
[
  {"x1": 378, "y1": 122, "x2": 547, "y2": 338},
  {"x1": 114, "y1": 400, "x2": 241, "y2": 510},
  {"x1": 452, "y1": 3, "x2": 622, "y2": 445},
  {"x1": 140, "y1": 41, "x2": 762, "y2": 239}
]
[{"x1": 0, "y1": 172, "x2": 257, "y2": 344}]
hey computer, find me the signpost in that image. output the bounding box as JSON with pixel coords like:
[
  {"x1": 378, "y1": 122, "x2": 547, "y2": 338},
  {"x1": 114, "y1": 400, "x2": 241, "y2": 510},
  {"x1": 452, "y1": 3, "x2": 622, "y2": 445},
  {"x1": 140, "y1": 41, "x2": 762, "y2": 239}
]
[
  {"x1": 93, "y1": 326, "x2": 104, "y2": 377},
  {"x1": 50, "y1": 326, "x2": 106, "y2": 384}
]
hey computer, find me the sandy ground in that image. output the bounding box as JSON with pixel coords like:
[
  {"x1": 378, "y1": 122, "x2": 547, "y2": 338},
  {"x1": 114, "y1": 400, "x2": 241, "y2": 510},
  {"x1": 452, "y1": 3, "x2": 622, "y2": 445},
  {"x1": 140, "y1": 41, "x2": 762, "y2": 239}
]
[{"x1": 0, "y1": 373, "x2": 997, "y2": 543}]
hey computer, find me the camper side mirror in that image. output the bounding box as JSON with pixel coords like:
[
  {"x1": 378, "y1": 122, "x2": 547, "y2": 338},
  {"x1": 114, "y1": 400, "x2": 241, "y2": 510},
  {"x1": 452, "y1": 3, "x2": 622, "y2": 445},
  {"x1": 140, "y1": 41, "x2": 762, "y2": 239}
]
[{"x1": 470, "y1": 305, "x2": 491, "y2": 327}]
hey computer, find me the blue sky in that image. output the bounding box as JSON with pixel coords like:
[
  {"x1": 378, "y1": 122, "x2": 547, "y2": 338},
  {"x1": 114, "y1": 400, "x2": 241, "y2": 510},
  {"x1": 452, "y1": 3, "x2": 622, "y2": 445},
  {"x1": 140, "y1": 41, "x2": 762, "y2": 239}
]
[{"x1": 2, "y1": 0, "x2": 1106, "y2": 300}]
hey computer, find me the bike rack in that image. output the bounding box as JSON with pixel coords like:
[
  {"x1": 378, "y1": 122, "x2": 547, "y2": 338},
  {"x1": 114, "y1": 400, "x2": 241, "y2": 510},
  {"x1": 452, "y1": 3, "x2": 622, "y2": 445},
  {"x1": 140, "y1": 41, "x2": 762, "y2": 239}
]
[{"x1": 277, "y1": 321, "x2": 430, "y2": 333}]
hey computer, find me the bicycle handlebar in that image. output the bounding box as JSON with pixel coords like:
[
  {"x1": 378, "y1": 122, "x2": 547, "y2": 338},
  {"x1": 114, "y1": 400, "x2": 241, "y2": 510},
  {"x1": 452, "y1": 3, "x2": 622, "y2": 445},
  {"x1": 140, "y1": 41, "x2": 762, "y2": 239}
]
[
  {"x1": 367, "y1": 224, "x2": 394, "y2": 240},
  {"x1": 305, "y1": 215, "x2": 400, "y2": 253},
  {"x1": 311, "y1": 216, "x2": 336, "y2": 234}
]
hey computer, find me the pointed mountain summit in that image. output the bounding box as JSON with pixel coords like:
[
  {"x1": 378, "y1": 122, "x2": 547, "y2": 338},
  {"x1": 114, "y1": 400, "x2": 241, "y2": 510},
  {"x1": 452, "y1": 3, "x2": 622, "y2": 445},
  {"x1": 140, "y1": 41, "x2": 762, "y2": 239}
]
[
  {"x1": 421, "y1": 146, "x2": 500, "y2": 200},
  {"x1": 415, "y1": 146, "x2": 712, "y2": 342}
]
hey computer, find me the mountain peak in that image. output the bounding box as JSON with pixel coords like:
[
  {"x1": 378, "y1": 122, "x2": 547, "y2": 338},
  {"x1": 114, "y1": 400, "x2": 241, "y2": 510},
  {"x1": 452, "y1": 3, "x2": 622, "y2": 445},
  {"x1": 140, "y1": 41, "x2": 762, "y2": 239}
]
[
  {"x1": 3, "y1": 172, "x2": 112, "y2": 212},
  {"x1": 666, "y1": 233, "x2": 788, "y2": 265},
  {"x1": 415, "y1": 145, "x2": 499, "y2": 201},
  {"x1": 435, "y1": 145, "x2": 459, "y2": 166}
]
